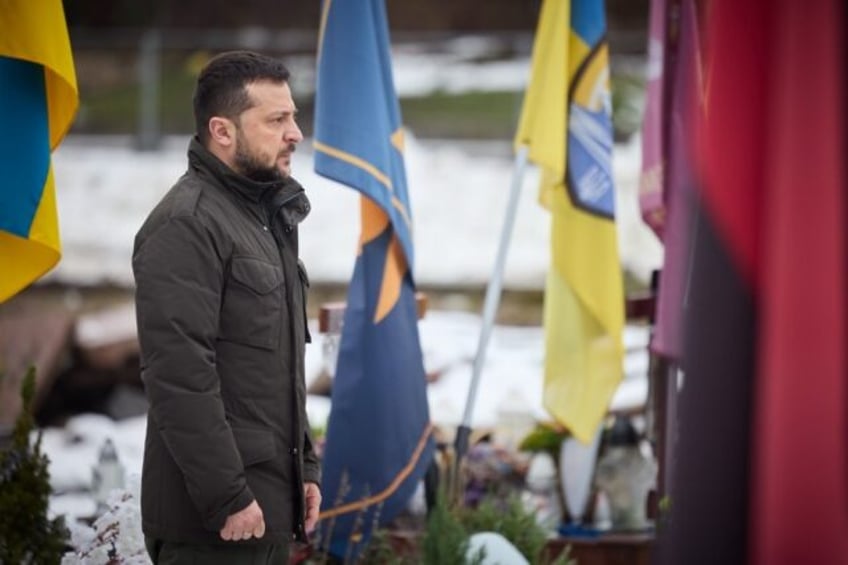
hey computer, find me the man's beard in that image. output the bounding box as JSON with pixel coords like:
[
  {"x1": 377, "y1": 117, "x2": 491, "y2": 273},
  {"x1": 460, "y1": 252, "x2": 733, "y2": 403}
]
[{"x1": 234, "y1": 132, "x2": 283, "y2": 183}]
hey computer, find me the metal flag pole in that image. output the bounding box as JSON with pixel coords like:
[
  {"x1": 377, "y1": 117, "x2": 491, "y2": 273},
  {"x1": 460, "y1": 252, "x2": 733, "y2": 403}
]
[{"x1": 452, "y1": 145, "x2": 530, "y2": 483}]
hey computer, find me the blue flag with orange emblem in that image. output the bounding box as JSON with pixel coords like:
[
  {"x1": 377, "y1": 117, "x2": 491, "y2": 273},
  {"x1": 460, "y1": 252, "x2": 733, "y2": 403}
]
[
  {"x1": 313, "y1": 0, "x2": 435, "y2": 557},
  {"x1": 0, "y1": 1, "x2": 78, "y2": 302}
]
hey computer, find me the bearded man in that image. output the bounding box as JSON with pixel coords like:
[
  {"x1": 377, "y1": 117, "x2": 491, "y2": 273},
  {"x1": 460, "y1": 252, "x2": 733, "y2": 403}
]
[{"x1": 133, "y1": 50, "x2": 321, "y2": 565}]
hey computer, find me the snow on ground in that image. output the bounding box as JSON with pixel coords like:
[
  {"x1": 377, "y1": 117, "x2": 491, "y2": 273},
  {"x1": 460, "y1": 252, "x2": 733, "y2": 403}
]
[
  {"x1": 49, "y1": 133, "x2": 661, "y2": 290},
  {"x1": 44, "y1": 308, "x2": 650, "y2": 523},
  {"x1": 279, "y1": 34, "x2": 537, "y2": 99}
]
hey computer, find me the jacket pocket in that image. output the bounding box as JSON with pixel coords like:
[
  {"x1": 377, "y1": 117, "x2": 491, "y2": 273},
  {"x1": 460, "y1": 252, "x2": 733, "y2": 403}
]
[
  {"x1": 231, "y1": 426, "x2": 277, "y2": 467},
  {"x1": 219, "y1": 256, "x2": 284, "y2": 350}
]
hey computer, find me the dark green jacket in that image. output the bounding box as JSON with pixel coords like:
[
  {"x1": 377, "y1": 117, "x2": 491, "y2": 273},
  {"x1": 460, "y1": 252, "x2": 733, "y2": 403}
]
[{"x1": 133, "y1": 138, "x2": 319, "y2": 546}]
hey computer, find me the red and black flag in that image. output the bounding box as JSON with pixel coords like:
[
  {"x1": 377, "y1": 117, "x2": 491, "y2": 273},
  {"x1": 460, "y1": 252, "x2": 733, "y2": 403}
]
[{"x1": 661, "y1": 0, "x2": 848, "y2": 563}]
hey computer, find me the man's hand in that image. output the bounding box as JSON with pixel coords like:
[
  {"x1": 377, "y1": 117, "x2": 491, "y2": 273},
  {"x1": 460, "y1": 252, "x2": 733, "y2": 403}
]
[
  {"x1": 220, "y1": 500, "x2": 265, "y2": 541},
  {"x1": 304, "y1": 482, "x2": 322, "y2": 534}
]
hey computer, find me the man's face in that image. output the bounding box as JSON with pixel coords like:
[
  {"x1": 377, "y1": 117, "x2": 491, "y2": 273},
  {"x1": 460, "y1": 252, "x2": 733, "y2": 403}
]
[{"x1": 232, "y1": 80, "x2": 303, "y2": 181}]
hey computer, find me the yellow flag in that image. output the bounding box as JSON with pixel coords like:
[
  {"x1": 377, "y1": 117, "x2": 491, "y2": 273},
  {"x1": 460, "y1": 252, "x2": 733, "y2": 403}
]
[
  {"x1": 515, "y1": 0, "x2": 624, "y2": 443},
  {"x1": 0, "y1": 1, "x2": 78, "y2": 302}
]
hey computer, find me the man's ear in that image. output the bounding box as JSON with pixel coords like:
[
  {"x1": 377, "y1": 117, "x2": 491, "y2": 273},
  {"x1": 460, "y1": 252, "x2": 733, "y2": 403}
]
[{"x1": 208, "y1": 117, "x2": 235, "y2": 147}]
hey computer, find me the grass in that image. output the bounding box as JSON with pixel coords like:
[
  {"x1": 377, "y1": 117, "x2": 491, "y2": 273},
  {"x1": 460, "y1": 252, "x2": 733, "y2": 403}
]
[
  {"x1": 75, "y1": 64, "x2": 197, "y2": 134},
  {"x1": 400, "y1": 90, "x2": 524, "y2": 139},
  {"x1": 70, "y1": 52, "x2": 645, "y2": 141},
  {"x1": 75, "y1": 80, "x2": 523, "y2": 140}
]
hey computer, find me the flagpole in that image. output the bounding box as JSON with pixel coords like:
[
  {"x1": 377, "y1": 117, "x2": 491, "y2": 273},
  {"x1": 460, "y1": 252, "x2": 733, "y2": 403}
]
[{"x1": 453, "y1": 145, "x2": 530, "y2": 479}]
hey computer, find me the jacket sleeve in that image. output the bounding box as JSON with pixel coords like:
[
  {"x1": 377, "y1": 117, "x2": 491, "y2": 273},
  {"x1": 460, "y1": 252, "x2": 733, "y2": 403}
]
[
  {"x1": 133, "y1": 216, "x2": 253, "y2": 532},
  {"x1": 302, "y1": 427, "x2": 321, "y2": 485}
]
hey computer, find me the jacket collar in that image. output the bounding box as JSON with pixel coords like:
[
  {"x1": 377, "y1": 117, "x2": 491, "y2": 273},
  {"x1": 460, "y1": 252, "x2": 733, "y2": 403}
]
[{"x1": 188, "y1": 137, "x2": 310, "y2": 226}]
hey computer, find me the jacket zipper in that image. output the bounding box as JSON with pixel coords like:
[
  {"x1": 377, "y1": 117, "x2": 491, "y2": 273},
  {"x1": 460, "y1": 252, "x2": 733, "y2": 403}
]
[{"x1": 266, "y1": 197, "x2": 309, "y2": 541}]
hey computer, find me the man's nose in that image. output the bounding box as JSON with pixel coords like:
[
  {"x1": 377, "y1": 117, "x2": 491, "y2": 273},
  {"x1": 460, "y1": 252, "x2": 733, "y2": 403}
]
[{"x1": 285, "y1": 122, "x2": 303, "y2": 144}]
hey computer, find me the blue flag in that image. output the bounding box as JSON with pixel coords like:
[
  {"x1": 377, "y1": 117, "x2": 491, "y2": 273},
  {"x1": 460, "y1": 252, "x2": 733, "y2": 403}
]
[{"x1": 314, "y1": 0, "x2": 435, "y2": 558}]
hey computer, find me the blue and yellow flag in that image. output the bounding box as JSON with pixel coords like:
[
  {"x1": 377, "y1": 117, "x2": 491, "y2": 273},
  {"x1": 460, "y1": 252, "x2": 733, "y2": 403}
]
[
  {"x1": 515, "y1": 0, "x2": 624, "y2": 443},
  {"x1": 314, "y1": 0, "x2": 435, "y2": 557},
  {"x1": 0, "y1": 1, "x2": 78, "y2": 302}
]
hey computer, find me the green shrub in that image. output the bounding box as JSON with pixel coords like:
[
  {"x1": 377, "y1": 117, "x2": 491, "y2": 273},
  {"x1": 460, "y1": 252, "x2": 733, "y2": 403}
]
[
  {"x1": 0, "y1": 368, "x2": 68, "y2": 564},
  {"x1": 420, "y1": 492, "x2": 485, "y2": 565},
  {"x1": 356, "y1": 530, "x2": 407, "y2": 565},
  {"x1": 459, "y1": 495, "x2": 546, "y2": 562}
]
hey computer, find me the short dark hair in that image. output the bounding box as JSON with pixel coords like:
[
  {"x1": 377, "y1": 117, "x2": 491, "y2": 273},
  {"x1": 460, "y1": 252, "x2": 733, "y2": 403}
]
[{"x1": 193, "y1": 51, "x2": 290, "y2": 144}]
